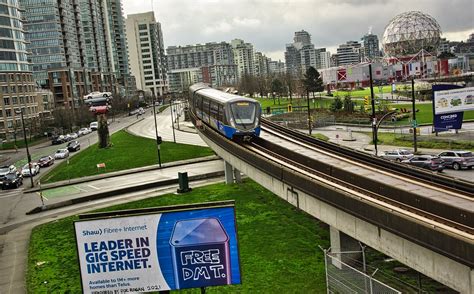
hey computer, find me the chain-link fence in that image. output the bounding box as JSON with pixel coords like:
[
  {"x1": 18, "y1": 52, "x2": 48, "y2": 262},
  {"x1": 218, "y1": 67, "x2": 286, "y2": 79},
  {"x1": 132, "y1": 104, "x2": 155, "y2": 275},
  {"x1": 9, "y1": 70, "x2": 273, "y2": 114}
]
[{"x1": 324, "y1": 250, "x2": 401, "y2": 294}]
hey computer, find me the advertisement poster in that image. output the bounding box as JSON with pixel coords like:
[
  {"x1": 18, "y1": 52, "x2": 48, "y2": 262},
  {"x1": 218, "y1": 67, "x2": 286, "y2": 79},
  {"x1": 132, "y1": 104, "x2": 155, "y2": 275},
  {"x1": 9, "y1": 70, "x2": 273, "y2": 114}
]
[
  {"x1": 433, "y1": 86, "x2": 474, "y2": 115},
  {"x1": 74, "y1": 204, "x2": 241, "y2": 293},
  {"x1": 432, "y1": 84, "x2": 465, "y2": 132}
]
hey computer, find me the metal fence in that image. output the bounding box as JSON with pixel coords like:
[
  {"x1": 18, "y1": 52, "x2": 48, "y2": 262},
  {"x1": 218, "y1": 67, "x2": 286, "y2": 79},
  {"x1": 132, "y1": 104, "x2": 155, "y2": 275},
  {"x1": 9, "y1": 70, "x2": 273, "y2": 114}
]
[{"x1": 324, "y1": 250, "x2": 401, "y2": 294}]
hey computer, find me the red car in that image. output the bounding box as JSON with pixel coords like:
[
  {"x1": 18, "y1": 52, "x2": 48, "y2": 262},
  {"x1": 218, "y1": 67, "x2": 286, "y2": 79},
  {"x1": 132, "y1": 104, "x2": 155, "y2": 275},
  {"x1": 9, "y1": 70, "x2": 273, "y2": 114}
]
[
  {"x1": 37, "y1": 156, "x2": 55, "y2": 167},
  {"x1": 89, "y1": 105, "x2": 109, "y2": 114}
]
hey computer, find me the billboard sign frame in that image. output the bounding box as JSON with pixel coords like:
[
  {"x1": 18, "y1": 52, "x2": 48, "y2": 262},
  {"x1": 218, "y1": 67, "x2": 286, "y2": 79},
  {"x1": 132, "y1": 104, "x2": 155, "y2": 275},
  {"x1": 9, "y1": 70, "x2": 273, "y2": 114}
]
[
  {"x1": 74, "y1": 201, "x2": 241, "y2": 293},
  {"x1": 432, "y1": 84, "x2": 465, "y2": 132}
]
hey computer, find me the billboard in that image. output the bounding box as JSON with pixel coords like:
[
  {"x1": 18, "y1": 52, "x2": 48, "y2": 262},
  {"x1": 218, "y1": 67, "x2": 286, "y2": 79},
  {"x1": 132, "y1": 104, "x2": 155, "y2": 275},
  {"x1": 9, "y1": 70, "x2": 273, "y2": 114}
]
[
  {"x1": 74, "y1": 202, "x2": 241, "y2": 293},
  {"x1": 433, "y1": 86, "x2": 474, "y2": 115},
  {"x1": 432, "y1": 84, "x2": 466, "y2": 132}
]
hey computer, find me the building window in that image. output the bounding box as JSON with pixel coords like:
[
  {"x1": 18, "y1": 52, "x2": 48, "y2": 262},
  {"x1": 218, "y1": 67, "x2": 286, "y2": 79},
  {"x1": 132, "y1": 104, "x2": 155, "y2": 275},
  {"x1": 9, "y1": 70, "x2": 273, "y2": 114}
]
[
  {"x1": 138, "y1": 24, "x2": 147, "y2": 30},
  {"x1": 3, "y1": 97, "x2": 10, "y2": 105},
  {"x1": 5, "y1": 109, "x2": 11, "y2": 117}
]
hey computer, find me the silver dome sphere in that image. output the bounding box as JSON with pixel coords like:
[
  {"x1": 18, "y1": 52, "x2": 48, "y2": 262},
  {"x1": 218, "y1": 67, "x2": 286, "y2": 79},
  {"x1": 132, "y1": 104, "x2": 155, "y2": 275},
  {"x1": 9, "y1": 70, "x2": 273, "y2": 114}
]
[{"x1": 382, "y1": 11, "x2": 441, "y2": 57}]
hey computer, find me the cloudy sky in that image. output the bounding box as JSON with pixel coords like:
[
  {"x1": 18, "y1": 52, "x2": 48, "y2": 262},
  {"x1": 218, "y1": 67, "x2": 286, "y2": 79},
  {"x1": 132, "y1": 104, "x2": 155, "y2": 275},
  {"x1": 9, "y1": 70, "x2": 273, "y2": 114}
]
[{"x1": 123, "y1": 0, "x2": 473, "y2": 61}]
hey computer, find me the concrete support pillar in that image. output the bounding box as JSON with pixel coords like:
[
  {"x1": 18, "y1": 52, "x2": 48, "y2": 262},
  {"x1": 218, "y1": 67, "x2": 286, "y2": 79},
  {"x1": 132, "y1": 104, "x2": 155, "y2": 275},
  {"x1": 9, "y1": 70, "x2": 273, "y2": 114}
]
[
  {"x1": 224, "y1": 161, "x2": 233, "y2": 184},
  {"x1": 330, "y1": 226, "x2": 361, "y2": 268},
  {"x1": 233, "y1": 168, "x2": 242, "y2": 183}
]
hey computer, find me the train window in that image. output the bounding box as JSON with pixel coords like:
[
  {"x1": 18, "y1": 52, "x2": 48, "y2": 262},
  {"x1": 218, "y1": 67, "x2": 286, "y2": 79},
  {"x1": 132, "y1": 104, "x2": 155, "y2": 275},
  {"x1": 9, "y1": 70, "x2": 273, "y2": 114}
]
[
  {"x1": 210, "y1": 101, "x2": 219, "y2": 119},
  {"x1": 230, "y1": 101, "x2": 257, "y2": 126},
  {"x1": 218, "y1": 104, "x2": 224, "y2": 122},
  {"x1": 202, "y1": 98, "x2": 210, "y2": 115}
]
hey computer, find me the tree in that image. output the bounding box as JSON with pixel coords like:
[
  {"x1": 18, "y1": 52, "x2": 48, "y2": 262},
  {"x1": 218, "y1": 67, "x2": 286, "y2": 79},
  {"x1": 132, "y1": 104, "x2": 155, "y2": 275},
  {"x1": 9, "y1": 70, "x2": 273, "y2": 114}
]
[
  {"x1": 302, "y1": 67, "x2": 324, "y2": 134},
  {"x1": 271, "y1": 78, "x2": 284, "y2": 105},
  {"x1": 330, "y1": 96, "x2": 343, "y2": 112},
  {"x1": 343, "y1": 93, "x2": 354, "y2": 113},
  {"x1": 97, "y1": 114, "x2": 110, "y2": 148}
]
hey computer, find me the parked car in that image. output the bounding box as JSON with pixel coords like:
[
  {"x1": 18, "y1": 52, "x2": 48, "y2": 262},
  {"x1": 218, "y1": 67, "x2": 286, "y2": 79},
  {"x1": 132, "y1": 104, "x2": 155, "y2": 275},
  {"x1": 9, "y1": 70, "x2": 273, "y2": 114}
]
[
  {"x1": 67, "y1": 140, "x2": 81, "y2": 152},
  {"x1": 89, "y1": 105, "x2": 110, "y2": 114},
  {"x1": 54, "y1": 148, "x2": 69, "y2": 159},
  {"x1": 401, "y1": 155, "x2": 445, "y2": 172},
  {"x1": 21, "y1": 162, "x2": 40, "y2": 177},
  {"x1": 437, "y1": 150, "x2": 474, "y2": 170},
  {"x1": 0, "y1": 172, "x2": 23, "y2": 189},
  {"x1": 51, "y1": 135, "x2": 66, "y2": 145},
  {"x1": 78, "y1": 128, "x2": 91, "y2": 136},
  {"x1": 37, "y1": 155, "x2": 55, "y2": 167},
  {"x1": 90, "y1": 121, "x2": 98, "y2": 131},
  {"x1": 0, "y1": 165, "x2": 17, "y2": 177},
  {"x1": 380, "y1": 149, "x2": 414, "y2": 162},
  {"x1": 68, "y1": 132, "x2": 78, "y2": 139},
  {"x1": 84, "y1": 91, "x2": 112, "y2": 100}
]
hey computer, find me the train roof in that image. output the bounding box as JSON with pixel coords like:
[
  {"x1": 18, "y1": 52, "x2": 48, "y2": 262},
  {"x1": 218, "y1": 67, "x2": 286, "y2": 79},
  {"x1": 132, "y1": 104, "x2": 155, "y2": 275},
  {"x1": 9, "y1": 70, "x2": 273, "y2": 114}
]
[{"x1": 190, "y1": 83, "x2": 257, "y2": 104}]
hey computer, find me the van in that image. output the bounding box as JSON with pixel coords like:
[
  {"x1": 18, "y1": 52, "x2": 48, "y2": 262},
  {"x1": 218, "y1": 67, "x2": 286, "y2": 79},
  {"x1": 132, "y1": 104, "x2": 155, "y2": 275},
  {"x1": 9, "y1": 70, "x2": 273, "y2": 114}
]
[{"x1": 90, "y1": 121, "x2": 98, "y2": 131}]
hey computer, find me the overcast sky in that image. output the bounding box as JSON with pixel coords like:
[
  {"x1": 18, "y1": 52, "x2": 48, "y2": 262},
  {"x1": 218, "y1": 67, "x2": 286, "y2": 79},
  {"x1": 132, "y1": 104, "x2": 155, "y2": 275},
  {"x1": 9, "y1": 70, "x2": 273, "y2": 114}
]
[{"x1": 123, "y1": 0, "x2": 474, "y2": 61}]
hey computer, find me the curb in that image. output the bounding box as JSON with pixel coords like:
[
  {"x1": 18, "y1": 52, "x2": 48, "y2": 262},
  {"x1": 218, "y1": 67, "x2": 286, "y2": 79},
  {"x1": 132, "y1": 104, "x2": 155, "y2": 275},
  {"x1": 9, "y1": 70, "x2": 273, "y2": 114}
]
[
  {"x1": 25, "y1": 155, "x2": 220, "y2": 193},
  {"x1": 26, "y1": 170, "x2": 224, "y2": 215}
]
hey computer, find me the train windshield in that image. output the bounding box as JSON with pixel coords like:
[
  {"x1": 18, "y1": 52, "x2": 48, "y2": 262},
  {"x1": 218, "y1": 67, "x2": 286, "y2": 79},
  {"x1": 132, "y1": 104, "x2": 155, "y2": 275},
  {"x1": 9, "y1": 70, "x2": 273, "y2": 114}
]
[{"x1": 230, "y1": 101, "x2": 257, "y2": 128}]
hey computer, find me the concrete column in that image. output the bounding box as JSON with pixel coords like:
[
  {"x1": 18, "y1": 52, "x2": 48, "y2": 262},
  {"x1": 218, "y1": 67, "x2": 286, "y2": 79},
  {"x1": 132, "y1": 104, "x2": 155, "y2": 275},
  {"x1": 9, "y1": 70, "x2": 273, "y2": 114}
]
[
  {"x1": 224, "y1": 161, "x2": 233, "y2": 184},
  {"x1": 330, "y1": 226, "x2": 361, "y2": 268},
  {"x1": 233, "y1": 168, "x2": 242, "y2": 183}
]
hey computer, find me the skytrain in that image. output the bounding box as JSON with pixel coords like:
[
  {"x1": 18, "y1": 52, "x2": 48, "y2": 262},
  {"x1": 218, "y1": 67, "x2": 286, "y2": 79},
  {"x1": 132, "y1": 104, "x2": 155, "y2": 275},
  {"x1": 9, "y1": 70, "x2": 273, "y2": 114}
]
[{"x1": 189, "y1": 83, "x2": 261, "y2": 141}]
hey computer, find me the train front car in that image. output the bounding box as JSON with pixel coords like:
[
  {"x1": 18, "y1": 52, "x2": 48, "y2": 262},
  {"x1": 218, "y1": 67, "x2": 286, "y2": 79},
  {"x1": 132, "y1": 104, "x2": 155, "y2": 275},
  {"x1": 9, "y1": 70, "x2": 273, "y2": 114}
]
[
  {"x1": 226, "y1": 98, "x2": 261, "y2": 141},
  {"x1": 189, "y1": 83, "x2": 261, "y2": 141}
]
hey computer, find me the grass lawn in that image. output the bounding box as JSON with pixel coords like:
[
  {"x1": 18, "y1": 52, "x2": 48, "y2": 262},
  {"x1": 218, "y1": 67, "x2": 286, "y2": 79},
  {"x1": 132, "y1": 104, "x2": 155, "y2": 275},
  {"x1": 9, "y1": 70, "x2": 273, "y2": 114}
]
[
  {"x1": 388, "y1": 103, "x2": 474, "y2": 125},
  {"x1": 40, "y1": 130, "x2": 214, "y2": 183},
  {"x1": 27, "y1": 179, "x2": 330, "y2": 293}
]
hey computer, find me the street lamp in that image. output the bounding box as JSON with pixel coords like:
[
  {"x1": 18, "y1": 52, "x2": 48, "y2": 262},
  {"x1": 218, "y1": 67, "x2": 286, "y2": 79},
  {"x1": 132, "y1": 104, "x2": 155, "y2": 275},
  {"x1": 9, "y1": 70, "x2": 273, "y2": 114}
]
[
  {"x1": 15, "y1": 107, "x2": 34, "y2": 188},
  {"x1": 151, "y1": 90, "x2": 162, "y2": 167}
]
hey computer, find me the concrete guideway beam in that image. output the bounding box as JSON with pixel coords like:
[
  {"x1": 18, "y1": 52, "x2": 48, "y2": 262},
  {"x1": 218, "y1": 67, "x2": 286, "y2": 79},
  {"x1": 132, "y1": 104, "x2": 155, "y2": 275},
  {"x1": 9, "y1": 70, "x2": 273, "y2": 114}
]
[{"x1": 201, "y1": 135, "x2": 474, "y2": 293}]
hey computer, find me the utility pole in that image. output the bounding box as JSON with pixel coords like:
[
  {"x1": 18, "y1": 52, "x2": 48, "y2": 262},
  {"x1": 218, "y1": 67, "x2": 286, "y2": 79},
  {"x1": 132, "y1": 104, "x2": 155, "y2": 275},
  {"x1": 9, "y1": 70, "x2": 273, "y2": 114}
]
[
  {"x1": 369, "y1": 63, "x2": 377, "y2": 156},
  {"x1": 151, "y1": 89, "x2": 162, "y2": 167},
  {"x1": 16, "y1": 108, "x2": 34, "y2": 187},
  {"x1": 307, "y1": 90, "x2": 312, "y2": 135},
  {"x1": 411, "y1": 78, "x2": 418, "y2": 153}
]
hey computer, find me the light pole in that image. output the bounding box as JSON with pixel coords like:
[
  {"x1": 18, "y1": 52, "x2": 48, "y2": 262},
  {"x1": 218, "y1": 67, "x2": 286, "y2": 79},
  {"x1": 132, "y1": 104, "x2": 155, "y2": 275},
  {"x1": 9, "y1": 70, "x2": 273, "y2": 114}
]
[
  {"x1": 151, "y1": 90, "x2": 162, "y2": 167},
  {"x1": 169, "y1": 99, "x2": 176, "y2": 143},
  {"x1": 15, "y1": 108, "x2": 34, "y2": 188}
]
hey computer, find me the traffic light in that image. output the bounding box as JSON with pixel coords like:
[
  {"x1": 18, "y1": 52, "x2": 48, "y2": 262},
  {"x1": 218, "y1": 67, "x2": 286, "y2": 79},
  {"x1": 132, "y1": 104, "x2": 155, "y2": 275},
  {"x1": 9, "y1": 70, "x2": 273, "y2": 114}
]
[
  {"x1": 364, "y1": 96, "x2": 369, "y2": 106},
  {"x1": 287, "y1": 104, "x2": 293, "y2": 113}
]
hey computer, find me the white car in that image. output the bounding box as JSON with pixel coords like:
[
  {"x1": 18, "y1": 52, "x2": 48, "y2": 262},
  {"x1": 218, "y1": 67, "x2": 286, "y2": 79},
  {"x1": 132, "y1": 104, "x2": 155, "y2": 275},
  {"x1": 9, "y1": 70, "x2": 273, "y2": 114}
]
[
  {"x1": 90, "y1": 121, "x2": 98, "y2": 131},
  {"x1": 68, "y1": 132, "x2": 78, "y2": 139},
  {"x1": 21, "y1": 162, "x2": 40, "y2": 177},
  {"x1": 0, "y1": 165, "x2": 17, "y2": 177},
  {"x1": 380, "y1": 149, "x2": 414, "y2": 162},
  {"x1": 83, "y1": 91, "x2": 112, "y2": 100},
  {"x1": 54, "y1": 148, "x2": 70, "y2": 159},
  {"x1": 78, "y1": 128, "x2": 91, "y2": 136}
]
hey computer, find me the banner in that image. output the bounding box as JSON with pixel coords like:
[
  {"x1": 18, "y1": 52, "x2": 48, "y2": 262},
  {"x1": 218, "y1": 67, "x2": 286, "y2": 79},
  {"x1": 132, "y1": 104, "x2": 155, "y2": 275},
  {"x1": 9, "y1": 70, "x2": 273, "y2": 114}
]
[
  {"x1": 433, "y1": 86, "x2": 474, "y2": 115},
  {"x1": 74, "y1": 203, "x2": 241, "y2": 293},
  {"x1": 432, "y1": 84, "x2": 465, "y2": 132}
]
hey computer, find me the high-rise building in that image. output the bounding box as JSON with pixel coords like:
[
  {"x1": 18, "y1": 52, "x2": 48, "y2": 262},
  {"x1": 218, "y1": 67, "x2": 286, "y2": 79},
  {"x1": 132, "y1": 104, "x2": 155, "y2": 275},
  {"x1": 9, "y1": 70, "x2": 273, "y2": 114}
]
[
  {"x1": 293, "y1": 30, "x2": 311, "y2": 46},
  {"x1": 231, "y1": 39, "x2": 255, "y2": 78},
  {"x1": 254, "y1": 52, "x2": 270, "y2": 76},
  {"x1": 103, "y1": 0, "x2": 133, "y2": 96},
  {"x1": 285, "y1": 30, "x2": 325, "y2": 75},
  {"x1": 361, "y1": 32, "x2": 380, "y2": 60},
  {"x1": 0, "y1": 0, "x2": 38, "y2": 141},
  {"x1": 336, "y1": 41, "x2": 362, "y2": 66},
  {"x1": 167, "y1": 42, "x2": 237, "y2": 91},
  {"x1": 126, "y1": 12, "x2": 168, "y2": 96},
  {"x1": 268, "y1": 60, "x2": 285, "y2": 74}
]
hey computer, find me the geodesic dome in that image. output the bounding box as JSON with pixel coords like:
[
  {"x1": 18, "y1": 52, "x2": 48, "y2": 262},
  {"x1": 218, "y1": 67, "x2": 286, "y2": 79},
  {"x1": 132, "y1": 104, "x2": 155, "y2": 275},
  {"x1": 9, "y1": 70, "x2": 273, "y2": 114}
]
[{"x1": 382, "y1": 11, "x2": 441, "y2": 58}]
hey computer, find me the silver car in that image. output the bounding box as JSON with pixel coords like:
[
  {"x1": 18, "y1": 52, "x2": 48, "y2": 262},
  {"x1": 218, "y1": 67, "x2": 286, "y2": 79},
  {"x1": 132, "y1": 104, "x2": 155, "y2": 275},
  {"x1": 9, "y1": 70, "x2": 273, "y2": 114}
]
[
  {"x1": 54, "y1": 148, "x2": 70, "y2": 159},
  {"x1": 21, "y1": 162, "x2": 40, "y2": 177},
  {"x1": 0, "y1": 165, "x2": 17, "y2": 177},
  {"x1": 437, "y1": 150, "x2": 474, "y2": 170},
  {"x1": 380, "y1": 149, "x2": 414, "y2": 162}
]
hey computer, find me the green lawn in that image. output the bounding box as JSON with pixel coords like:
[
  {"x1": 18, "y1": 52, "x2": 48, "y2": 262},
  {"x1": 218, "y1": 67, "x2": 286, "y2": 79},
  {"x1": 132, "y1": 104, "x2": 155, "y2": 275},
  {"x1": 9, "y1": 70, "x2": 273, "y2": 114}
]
[
  {"x1": 27, "y1": 180, "x2": 330, "y2": 293},
  {"x1": 40, "y1": 130, "x2": 214, "y2": 183}
]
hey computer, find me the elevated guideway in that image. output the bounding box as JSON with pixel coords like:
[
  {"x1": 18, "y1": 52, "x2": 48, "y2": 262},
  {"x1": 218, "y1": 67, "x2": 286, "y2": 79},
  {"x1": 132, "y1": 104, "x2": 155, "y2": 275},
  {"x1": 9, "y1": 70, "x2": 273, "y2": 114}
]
[{"x1": 191, "y1": 113, "x2": 474, "y2": 293}]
